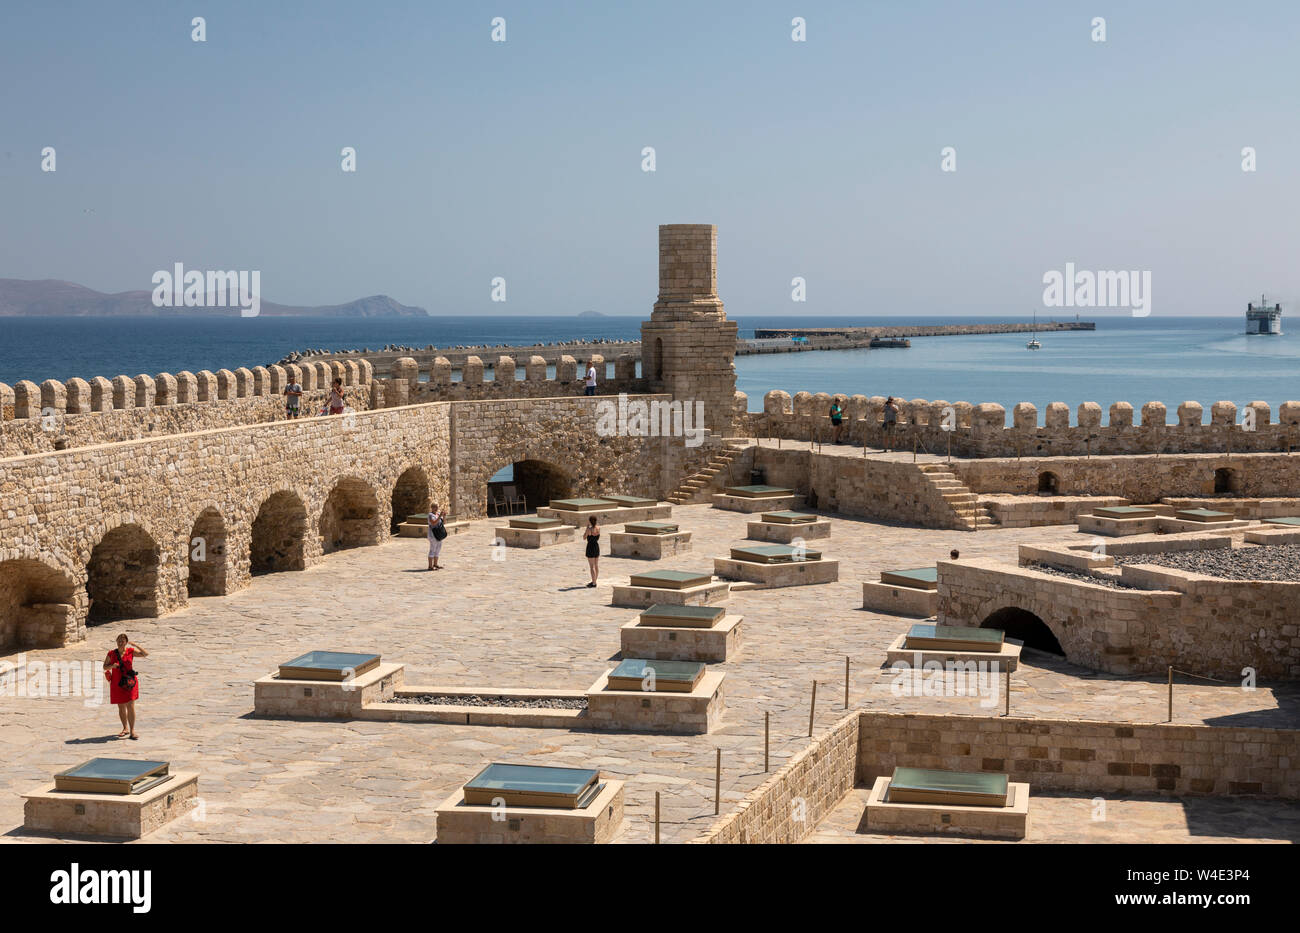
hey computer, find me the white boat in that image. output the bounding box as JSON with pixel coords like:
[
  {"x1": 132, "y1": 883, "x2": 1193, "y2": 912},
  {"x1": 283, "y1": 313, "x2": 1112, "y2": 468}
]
[
  {"x1": 1027, "y1": 312, "x2": 1042, "y2": 349},
  {"x1": 1246, "y1": 295, "x2": 1283, "y2": 335}
]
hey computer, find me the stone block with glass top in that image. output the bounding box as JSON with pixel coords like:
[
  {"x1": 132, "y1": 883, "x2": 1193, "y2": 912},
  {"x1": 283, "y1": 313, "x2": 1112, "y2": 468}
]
[
  {"x1": 23, "y1": 758, "x2": 199, "y2": 839},
  {"x1": 620, "y1": 603, "x2": 742, "y2": 662},
  {"x1": 864, "y1": 767, "x2": 1029, "y2": 839},
  {"x1": 714, "y1": 545, "x2": 838, "y2": 588},
  {"x1": 747, "y1": 511, "x2": 831, "y2": 542},
  {"x1": 884, "y1": 623, "x2": 1022, "y2": 671},
  {"x1": 610, "y1": 521, "x2": 691, "y2": 559},
  {"x1": 436, "y1": 762, "x2": 625, "y2": 844},
  {"x1": 613, "y1": 569, "x2": 729, "y2": 608},
  {"x1": 494, "y1": 516, "x2": 576, "y2": 548},
  {"x1": 254, "y1": 650, "x2": 404, "y2": 718},
  {"x1": 537, "y1": 497, "x2": 671, "y2": 526},
  {"x1": 584, "y1": 661, "x2": 726, "y2": 734},
  {"x1": 1175, "y1": 508, "x2": 1234, "y2": 523},
  {"x1": 712, "y1": 486, "x2": 804, "y2": 513},
  {"x1": 863, "y1": 568, "x2": 939, "y2": 616}
]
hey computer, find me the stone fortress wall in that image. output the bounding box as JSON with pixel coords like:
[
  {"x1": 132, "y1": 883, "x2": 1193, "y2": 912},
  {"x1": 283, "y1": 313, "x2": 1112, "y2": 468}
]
[
  {"x1": 739, "y1": 391, "x2": 1300, "y2": 458},
  {"x1": 0, "y1": 393, "x2": 693, "y2": 649}
]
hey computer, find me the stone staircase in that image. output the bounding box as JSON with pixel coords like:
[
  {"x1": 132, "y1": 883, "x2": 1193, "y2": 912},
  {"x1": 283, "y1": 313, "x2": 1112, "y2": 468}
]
[
  {"x1": 666, "y1": 438, "x2": 751, "y2": 505},
  {"x1": 916, "y1": 463, "x2": 998, "y2": 530}
]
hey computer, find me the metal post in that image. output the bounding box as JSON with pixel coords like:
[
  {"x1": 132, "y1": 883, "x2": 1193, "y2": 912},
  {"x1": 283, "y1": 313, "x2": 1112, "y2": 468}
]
[
  {"x1": 764, "y1": 711, "x2": 770, "y2": 771},
  {"x1": 654, "y1": 791, "x2": 660, "y2": 844},
  {"x1": 714, "y1": 748, "x2": 721, "y2": 815},
  {"x1": 947, "y1": 432, "x2": 951, "y2": 464},
  {"x1": 844, "y1": 656, "x2": 850, "y2": 709},
  {"x1": 1167, "y1": 666, "x2": 1173, "y2": 722},
  {"x1": 1004, "y1": 665, "x2": 1010, "y2": 716},
  {"x1": 808, "y1": 680, "x2": 818, "y2": 736}
]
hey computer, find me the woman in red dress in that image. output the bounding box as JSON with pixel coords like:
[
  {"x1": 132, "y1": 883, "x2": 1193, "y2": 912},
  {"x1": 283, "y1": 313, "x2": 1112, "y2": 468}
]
[{"x1": 103, "y1": 633, "x2": 148, "y2": 740}]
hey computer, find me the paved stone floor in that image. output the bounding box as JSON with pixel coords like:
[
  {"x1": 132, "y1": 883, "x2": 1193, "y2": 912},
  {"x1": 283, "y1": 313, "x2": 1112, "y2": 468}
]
[{"x1": 1, "y1": 501, "x2": 1295, "y2": 844}]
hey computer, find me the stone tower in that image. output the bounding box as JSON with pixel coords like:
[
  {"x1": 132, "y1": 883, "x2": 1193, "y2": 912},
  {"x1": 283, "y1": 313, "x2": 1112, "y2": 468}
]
[{"x1": 640, "y1": 224, "x2": 738, "y2": 433}]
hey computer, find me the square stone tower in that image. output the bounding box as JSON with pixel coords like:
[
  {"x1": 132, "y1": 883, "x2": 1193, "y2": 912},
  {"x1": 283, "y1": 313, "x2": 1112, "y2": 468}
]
[{"x1": 640, "y1": 224, "x2": 738, "y2": 433}]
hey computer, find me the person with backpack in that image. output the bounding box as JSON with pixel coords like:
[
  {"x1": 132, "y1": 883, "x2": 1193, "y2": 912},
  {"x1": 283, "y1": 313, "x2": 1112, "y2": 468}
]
[
  {"x1": 882, "y1": 397, "x2": 899, "y2": 452},
  {"x1": 103, "y1": 633, "x2": 148, "y2": 740},
  {"x1": 829, "y1": 399, "x2": 845, "y2": 444},
  {"x1": 427, "y1": 504, "x2": 448, "y2": 570}
]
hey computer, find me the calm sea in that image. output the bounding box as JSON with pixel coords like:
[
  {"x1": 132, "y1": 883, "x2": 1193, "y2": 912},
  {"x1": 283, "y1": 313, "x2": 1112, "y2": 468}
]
[{"x1": 1, "y1": 314, "x2": 1295, "y2": 419}]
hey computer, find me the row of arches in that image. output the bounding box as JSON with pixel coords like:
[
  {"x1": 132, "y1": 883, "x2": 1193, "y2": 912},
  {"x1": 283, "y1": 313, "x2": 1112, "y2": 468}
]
[{"x1": 1, "y1": 466, "x2": 434, "y2": 648}]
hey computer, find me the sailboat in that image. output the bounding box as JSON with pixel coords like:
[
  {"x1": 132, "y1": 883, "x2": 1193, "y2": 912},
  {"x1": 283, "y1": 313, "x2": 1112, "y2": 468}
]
[{"x1": 1026, "y1": 311, "x2": 1041, "y2": 350}]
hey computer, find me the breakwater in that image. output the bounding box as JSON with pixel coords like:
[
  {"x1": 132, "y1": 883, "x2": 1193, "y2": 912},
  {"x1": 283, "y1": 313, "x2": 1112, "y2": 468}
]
[
  {"x1": 751, "y1": 322, "x2": 1095, "y2": 338},
  {"x1": 291, "y1": 320, "x2": 1097, "y2": 378}
]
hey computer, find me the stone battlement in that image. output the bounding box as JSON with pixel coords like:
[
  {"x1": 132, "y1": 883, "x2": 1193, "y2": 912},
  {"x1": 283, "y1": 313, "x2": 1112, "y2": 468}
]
[
  {"x1": 379, "y1": 352, "x2": 644, "y2": 406},
  {"x1": 739, "y1": 391, "x2": 1300, "y2": 457},
  {"x1": 0, "y1": 360, "x2": 375, "y2": 458}
]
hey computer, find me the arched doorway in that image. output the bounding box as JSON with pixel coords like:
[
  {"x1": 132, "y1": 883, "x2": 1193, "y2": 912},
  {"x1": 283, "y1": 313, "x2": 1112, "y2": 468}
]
[
  {"x1": 188, "y1": 507, "x2": 228, "y2": 597},
  {"x1": 1214, "y1": 467, "x2": 1238, "y2": 494},
  {"x1": 390, "y1": 466, "x2": 430, "y2": 532},
  {"x1": 980, "y1": 607, "x2": 1064, "y2": 656},
  {"x1": 319, "y1": 477, "x2": 383, "y2": 554},
  {"x1": 86, "y1": 525, "x2": 160, "y2": 623},
  {"x1": 250, "y1": 491, "x2": 307, "y2": 575},
  {"x1": 0, "y1": 558, "x2": 76, "y2": 648},
  {"x1": 486, "y1": 460, "x2": 572, "y2": 514},
  {"x1": 1037, "y1": 471, "x2": 1060, "y2": 495},
  {"x1": 654, "y1": 338, "x2": 663, "y2": 381}
]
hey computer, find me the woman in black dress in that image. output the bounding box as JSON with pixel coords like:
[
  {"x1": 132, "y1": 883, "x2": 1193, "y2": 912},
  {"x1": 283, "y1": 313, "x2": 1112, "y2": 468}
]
[{"x1": 583, "y1": 515, "x2": 601, "y2": 587}]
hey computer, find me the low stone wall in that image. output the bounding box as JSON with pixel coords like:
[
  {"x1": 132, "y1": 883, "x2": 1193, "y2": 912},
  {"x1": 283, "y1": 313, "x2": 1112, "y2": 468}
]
[
  {"x1": 695, "y1": 711, "x2": 860, "y2": 844},
  {"x1": 736, "y1": 392, "x2": 1300, "y2": 458},
  {"x1": 952, "y1": 452, "x2": 1300, "y2": 501},
  {"x1": 856, "y1": 712, "x2": 1300, "y2": 798},
  {"x1": 376, "y1": 353, "x2": 644, "y2": 407}
]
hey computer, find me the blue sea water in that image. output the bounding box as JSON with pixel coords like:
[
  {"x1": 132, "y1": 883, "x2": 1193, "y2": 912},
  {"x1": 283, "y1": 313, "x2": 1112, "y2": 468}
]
[{"x1": 0, "y1": 314, "x2": 1295, "y2": 419}]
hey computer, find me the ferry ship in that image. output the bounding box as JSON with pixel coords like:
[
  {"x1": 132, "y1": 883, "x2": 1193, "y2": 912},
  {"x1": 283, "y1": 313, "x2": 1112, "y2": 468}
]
[{"x1": 1246, "y1": 295, "x2": 1283, "y2": 335}]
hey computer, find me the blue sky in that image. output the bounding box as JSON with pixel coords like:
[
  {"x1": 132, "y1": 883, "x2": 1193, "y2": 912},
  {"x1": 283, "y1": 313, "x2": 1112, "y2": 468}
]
[{"x1": 2, "y1": 0, "x2": 1298, "y2": 316}]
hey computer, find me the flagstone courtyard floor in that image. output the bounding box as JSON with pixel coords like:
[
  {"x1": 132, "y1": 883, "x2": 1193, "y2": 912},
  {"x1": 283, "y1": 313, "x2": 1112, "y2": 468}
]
[{"x1": 2, "y1": 502, "x2": 1297, "y2": 844}]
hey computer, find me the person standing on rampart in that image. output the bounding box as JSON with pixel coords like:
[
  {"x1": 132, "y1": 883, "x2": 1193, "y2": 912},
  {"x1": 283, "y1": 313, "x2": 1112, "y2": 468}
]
[
  {"x1": 284, "y1": 378, "x2": 303, "y2": 419},
  {"x1": 882, "y1": 397, "x2": 899, "y2": 453}
]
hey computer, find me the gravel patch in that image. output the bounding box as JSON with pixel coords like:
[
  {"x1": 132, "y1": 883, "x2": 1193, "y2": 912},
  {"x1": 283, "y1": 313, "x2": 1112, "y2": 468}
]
[
  {"x1": 1113, "y1": 544, "x2": 1300, "y2": 582},
  {"x1": 389, "y1": 693, "x2": 587, "y2": 709},
  {"x1": 1025, "y1": 562, "x2": 1141, "y2": 590}
]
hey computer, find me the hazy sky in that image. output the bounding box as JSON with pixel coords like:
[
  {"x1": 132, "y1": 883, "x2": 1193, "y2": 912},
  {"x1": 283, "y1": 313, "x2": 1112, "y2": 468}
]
[{"x1": 2, "y1": 1, "x2": 1298, "y2": 317}]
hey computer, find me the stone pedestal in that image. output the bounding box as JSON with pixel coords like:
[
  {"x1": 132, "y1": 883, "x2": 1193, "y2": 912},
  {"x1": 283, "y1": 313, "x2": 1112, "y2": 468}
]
[
  {"x1": 253, "y1": 662, "x2": 404, "y2": 718},
  {"x1": 536, "y1": 504, "x2": 672, "y2": 527},
  {"x1": 746, "y1": 518, "x2": 831, "y2": 543},
  {"x1": 494, "y1": 524, "x2": 576, "y2": 548},
  {"x1": 23, "y1": 772, "x2": 199, "y2": 839},
  {"x1": 862, "y1": 581, "x2": 938, "y2": 617},
  {"x1": 863, "y1": 776, "x2": 1029, "y2": 840},
  {"x1": 884, "y1": 636, "x2": 1022, "y2": 672},
  {"x1": 584, "y1": 670, "x2": 725, "y2": 734},
  {"x1": 619, "y1": 613, "x2": 742, "y2": 662},
  {"x1": 611, "y1": 580, "x2": 730, "y2": 608},
  {"x1": 713, "y1": 556, "x2": 838, "y2": 588},
  {"x1": 713, "y1": 493, "x2": 804, "y2": 513},
  {"x1": 609, "y1": 530, "x2": 692, "y2": 559},
  {"x1": 435, "y1": 779, "x2": 625, "y2": 844}
]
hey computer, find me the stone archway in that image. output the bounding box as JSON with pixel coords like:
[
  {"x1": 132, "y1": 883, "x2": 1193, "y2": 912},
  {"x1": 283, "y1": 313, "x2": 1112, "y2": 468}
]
[
  {"x1": 1214, "y1": 467, "x2": 1239, "y2": 495},
  {"x1": 250, "y1": 491, "x2": 308, "y2": 575},
  {"x1": 0, "y1": 558, "x2": 77, "y2": 648},
  {"x1": 86, "y1": 525, "x2": 161, "y2": 623},
  {"x1": 319, "y1": 477, "x2": 383, "y2": 554},
  {"x1": 981, "y1": 606, "x2": 1064, "y2": 656},
  {"x1": 187, "y1": 507, "x2": 229, "y2": 597},
  {"x1": 390, "y1": 466, "x2": 430, "y2": 532},
  {"x1": 487, "y1": 459, "x2": 573, "y2": 514}
]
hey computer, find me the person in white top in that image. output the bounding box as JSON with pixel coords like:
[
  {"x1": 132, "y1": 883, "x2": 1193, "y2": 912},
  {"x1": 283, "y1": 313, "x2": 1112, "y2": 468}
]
[
  {"x1": 584, "y1": 360, "x2": 597, "y2": 396},
  {"x1": 426, "y1": 505, "x2": 447, "y2": 570}
]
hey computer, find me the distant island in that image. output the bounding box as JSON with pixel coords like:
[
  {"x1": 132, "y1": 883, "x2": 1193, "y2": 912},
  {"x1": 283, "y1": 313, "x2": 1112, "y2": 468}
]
[
  {"x1": 577, "y1": 310, "x2": 608, "y2": 318},
  {"x1": 0, "y1": 278, "x2": 428, "y2": 317}
]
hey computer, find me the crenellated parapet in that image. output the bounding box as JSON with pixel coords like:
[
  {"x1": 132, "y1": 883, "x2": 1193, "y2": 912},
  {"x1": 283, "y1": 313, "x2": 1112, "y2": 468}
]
[
  {"x1": 386, "y1": 351, "x2": 646, "y2": 405},
  {"x1": 0, "y1": 362, "x2": 375, "y2": 458},
  {"x1": 738, "y1": 391, "x2": 1300, "y2": 457}
]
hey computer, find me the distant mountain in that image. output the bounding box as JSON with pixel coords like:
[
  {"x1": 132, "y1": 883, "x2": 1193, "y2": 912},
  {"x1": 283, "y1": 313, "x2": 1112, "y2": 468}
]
[
  {"x1": 577, "y1": 310, "x2": 607, "y2": 318},
  {"x1": 0, "y1": 279, "x2": 428, "y2": 317}
]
